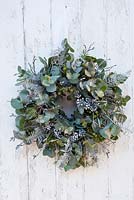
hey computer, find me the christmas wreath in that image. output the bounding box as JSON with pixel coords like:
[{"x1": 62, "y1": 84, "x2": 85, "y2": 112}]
[{"x1": 11, "y1": 39, "x2": 130, "y2": 171}]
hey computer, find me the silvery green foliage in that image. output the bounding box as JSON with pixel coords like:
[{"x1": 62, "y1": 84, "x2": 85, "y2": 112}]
[{"x1": 11, "y1": 39, "x2": 130, "y2": 171}]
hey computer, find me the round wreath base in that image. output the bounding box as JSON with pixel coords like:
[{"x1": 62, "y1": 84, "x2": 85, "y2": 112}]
[{"x1": 11, "y1": 39, "x2": 130, "y2": 171}]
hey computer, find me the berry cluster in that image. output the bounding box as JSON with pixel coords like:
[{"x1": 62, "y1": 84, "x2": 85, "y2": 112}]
[
  {"x1": 70, "y1": 129, "x2": 86, "y2": 142},
  {"x1": 53, "y1": 129, "x2": 62, "y2": 139},
  {"x1": 44, "y1": 123, "x2": 62, "y2": 139},
  {"x1": 76, "y1": 96, "x2": 98, "y2": 112}
]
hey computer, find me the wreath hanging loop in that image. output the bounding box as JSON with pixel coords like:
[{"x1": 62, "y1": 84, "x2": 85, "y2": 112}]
[{"x1": 11, "y1": 39, "x2": 130, "y2": 171}]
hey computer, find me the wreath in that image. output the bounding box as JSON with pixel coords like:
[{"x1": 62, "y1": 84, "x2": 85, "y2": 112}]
[{"x1": 11, "y1": 39, "x2": 130, "y2": 171}]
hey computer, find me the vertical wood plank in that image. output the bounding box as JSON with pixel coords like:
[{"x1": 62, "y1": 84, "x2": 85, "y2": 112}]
[
  {"x1": 81, "y1": 1, "x2": 109, "y2": 200},
  {"x1": 0, "y1": 1, "x2": 28, "y2": 200},
  {"x1": 106, "y1": 0, "x2": 132, "y2": 199},
  {"x1": 51, "y1": 1, "x2": 84, "y2": 200},
  {"x1": 63, "y1": 1, "x2": 86, "y2": 199},
  {"x1": 23, "y1": 0, "x2": 57, "y2": 199},
  {"x1": 127, "y1": 1, "x2": 134, "y2": 200},
  {"x1": 81, "y1": 0, "x2": 107, "y2": 57},
  {"x1": 50, "y1": 1, "x2": 67, "y2": 199}
]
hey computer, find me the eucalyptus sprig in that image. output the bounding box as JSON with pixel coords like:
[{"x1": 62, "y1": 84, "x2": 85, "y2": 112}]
[{"x1": 11, "y1": 39, "x2": 130, "y2": 171}]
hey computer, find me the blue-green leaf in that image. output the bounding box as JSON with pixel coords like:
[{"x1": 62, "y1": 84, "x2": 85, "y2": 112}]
[
  {"x1": 43, "y1": 146, "x2": 55, "y2": 158},
  {"x1": 97, "y1": 58, "x2": 107, "y2": 69},
  {"x1": 111, "y1": 124, "x2": 120, "y2": 136},
  {"x1": 46, "y1": 84, "x2": 56, "y2": 93},
  {"x1": 15, "y1": 116, "x2": 25, "y2": 130},
  {"x1": 36, "y1": 111, "x2": 55, "y2": 123},
  {"x1": 11, "y1": 98, "x2": 23, "y2": 109},
  {"x1": 19, "y1": 89, "x2": 29, "y2": 102}
]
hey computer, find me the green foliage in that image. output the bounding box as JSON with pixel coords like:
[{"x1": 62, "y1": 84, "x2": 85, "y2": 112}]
[
  {"x1": 11, "y1": 98, "x2": 23, "y2": 109},
  {"x1": 46, "y1": 84, "x2": 57, "y2": 93},
  {"x1": 11, "y1": 38, "x2": 130, "y2": 171},
  {"x1": 43, "y1": 145, "x2": 55, "y2": 158},
  {"x1": 97, "y1": 58, "x2": 107, "y2": 69},
  {"x1": 39, "y1": 56, "x2": 47, "y2": 66},
  {"x1": 36, "y1": 111, "x2": 56, "y2": 123},
  {"x1": 41, "y1": 75, "x2": 59, "y2": 86},
  {"x1": 15, "y1": 116, "x2": 25, "y2": 130},
  {"x1": 19, "y1": 89, "x2": 29, "y2": 103}
]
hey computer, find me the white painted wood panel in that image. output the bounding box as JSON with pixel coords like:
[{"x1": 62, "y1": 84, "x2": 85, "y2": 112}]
[
  {"x1": 23, "y1": 1, "x2": 57, "y2": 200},
  {"x1": 0, "y1": 1, "x2": 29, "y2": 200},
  {"x1": 105, "y1": 1, "x2": 132, "y2": 200},
  {"x1": 0, "y1": 0, "x2": 134, "y2": 200},
  {"x1": 81, "y1": 1, "x2": 109, "y2": 200}
]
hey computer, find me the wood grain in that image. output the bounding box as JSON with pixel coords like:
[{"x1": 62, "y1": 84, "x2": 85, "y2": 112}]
[
  {"x1": 0, "y1": 1, "x2": 28, "y2": 199},
  {"x1": 0, "y1": 0, "x2": 134, "y2": 199}
]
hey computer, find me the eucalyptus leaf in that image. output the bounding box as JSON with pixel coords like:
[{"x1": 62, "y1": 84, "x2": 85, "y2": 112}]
[
  {"x1": 46, "y1": 84, "x2": 56, "y2": 92},
  {"x1": 96, "y1": 90, "x2": 104, "y2": 98},
  {"x1": 64, "y1": 127, "x2": 74, "y2": 134},
  {"x1": 64, "y1": 155, "x2": 79, "y2": 171},
  {"x1": 19, "y1": 89, "x2": 29, "y2": 102},
  {"x1": 99, "y1": 123, "x2": 113, "y2": 138},
  {"x1": 36, "y1": 111, "x2": 55, "y2": 123},
  {"x1": 85, "y1": 69, "x2": 91, "y2": 77},
  {"x1": 66, "y1": 72, "x2": 80, "y2": 84},
  {"x1": 15, "y1": 116, "x2": 25, "y2": 130},
  {"x1": 43, "y1": 145, "x2": 55, "y2": 158},
  {"x1": 97, "y1": 58, "x2": 107, "y2": 69},
  {"x1": 26, "y1": 107, "x2": 37, "y2": 119},
  {"x1": 41, "y1": 75, "x2": 59, "y2": 87},
  {"x1": 13, "y1": 130, "x2": 26, "y2": 140},
  {"x1": 110, "y1": 124, "x2": 120, "y2": 136},
  {"x1": 51, "y1": 65, "x2": 60, "y2": 76},
  {"x1": 11, "y1": 98, "x2": 23, "y2": 109}
]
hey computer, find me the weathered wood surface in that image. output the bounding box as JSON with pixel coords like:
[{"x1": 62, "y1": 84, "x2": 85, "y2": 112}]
[{"x1": 0, "y1": 0, "x2": 134, "y2": 199}]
